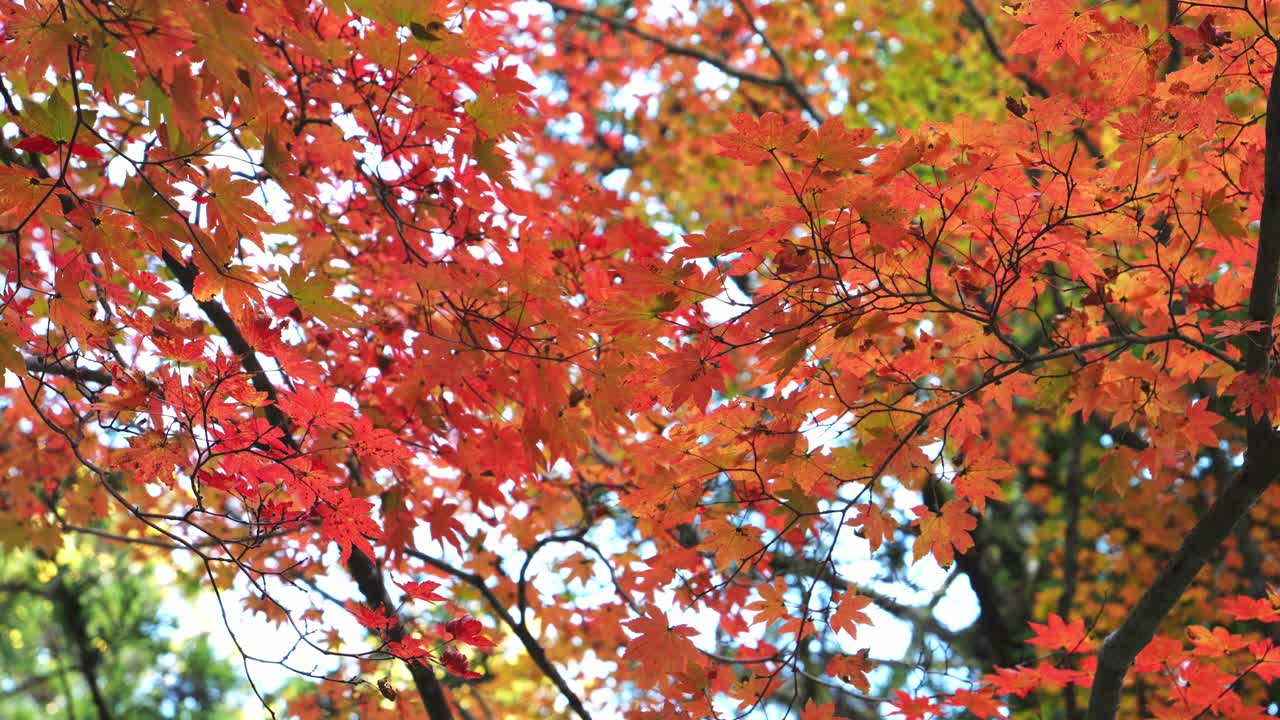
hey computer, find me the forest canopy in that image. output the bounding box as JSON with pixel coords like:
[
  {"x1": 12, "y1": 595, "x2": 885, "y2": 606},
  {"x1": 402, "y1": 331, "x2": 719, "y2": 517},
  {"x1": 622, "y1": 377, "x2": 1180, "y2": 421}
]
[{"x1": 2, "y1": 0, "x2": 1280, "y2": 719}]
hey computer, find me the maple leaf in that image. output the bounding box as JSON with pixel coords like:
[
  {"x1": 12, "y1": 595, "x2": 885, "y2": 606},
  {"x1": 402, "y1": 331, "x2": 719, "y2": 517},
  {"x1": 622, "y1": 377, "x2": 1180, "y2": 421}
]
[
  {"x1": 676, "y1": 220, "x2": 749, "y2": 259},
  {"x1": 423, "y1": 501, "x2": 468, "y2": 552},
  {"x1": 445, "y1": 614, "x2": 496, "y2": 649},
  {"x1": 795, "y1": 118, "x2": 876, "y2": 171},
  {"x1": 441, "y1": 647, "x2": 481, "y2": 679},
  {"x1": 198, "y1": 168, "x2": 272, "y2": 264},
  {"x1": 715, "y1": 111, "x2": 808, "y2": 165},
  {"x1": 349, "y1": 603, "x2": 396, "y2": 632},
  {"x1": 1134, "y1": 635, "x2": 1187, "y2": 672},
  {"x1": 623, "y1": 609, "x2": 702, "y2": 686},
  {"x1": 1219, "y1": 594, "x2": 1280, "y2": 623},
  {"x1": 385, "y1": 636, "x2": 433, "y2": 665},
  {"x1": 68, "y1": 142, "x2": 102, "y2": 160},
  {"x1": 800, "y1": 699, "x2": 841, "y2": 720},
  {"x1": 467, "y1": 85, "x2": 523, "y2": 138},
  {"x1": 1227, "y1": 373, "x2": 1280, "y2": 422},
  {"x1": 1094, "y1": 22, "x2": 1166, "y2": 104},
  {"x1": 1169, "y1": 14, "x2": 1233, "y2": 56},
  {"x1": 1027, "y1": 613, "x2": 1091, "y2": 651},
  {"x1": 946, "y1": 689, "x2": 1005, "y2": 719},
  {"x1": 347, "y1": 415, "x2": 403, "y2": 470},
  {"x1": 985, "y1": 666, "x2": 1037, "y2": 697},
  {"x1": 1178, "y1": 398, "x2": 1223, "y2": 447},
  {"x1": 1009, "y1": 0, "x2": 1099, "y2": 66},
  {"x1": 745, "y1": 578, "x2": 802, "y2": 635},
  {"x1": 397, "y1": 580, "x2": 446, "y2": 604},
  {"x1": 114, "y1": 432, "x2": 187, "y2": 488},
  {"x1": 911, "y1": 500, "x2": 977, "y2": 568},
  {"x1": 888, "y1": 690, "x2": 937, "y2": 720},
  {"x1": 1211, "y1": 320, "x2": 1268, "y2": 339},
  {"x1": 851, "y1": 503, "x2": 895, "y2": 551},
  {"x1": 14, "y1": 135, "x2": 59, "y2": 154},
  {"x1": 826, "y1": 649, "x2": 873, "y2": 692},
  {"x1": 318, "y1": 491, "x2": 382, "y2": 565},
  {"x1": 1186, "y1": 625, "x2": 1248, "y2": 656},
  {"x1": 953, "y1": 458, "x2": 1011, "y2": 512},
  {"x1": 829, "y1": 590, "x2": 874, "y2": 640},
  {"x1": 661, "y1": 348, "x2": 726, "y2": 409},
  {"x1": 0, "y1": 167, "x2": 51, "y2": 226}
]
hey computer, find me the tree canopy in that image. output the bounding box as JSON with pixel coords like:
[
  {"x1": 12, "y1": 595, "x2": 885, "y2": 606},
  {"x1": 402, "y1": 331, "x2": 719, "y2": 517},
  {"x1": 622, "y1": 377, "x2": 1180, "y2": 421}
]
[{"x1": 1, "y1": 0, "x2": 1280, "y2": 719}]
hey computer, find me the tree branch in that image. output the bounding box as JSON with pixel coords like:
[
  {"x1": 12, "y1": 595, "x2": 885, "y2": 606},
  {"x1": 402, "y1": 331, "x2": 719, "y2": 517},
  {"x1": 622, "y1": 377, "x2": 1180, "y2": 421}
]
[
  {"x1": 1059, "y1": 414, "x2": 1086, "y2": 720},
  {"x1": 161, "y1": 253, "x2": 454, "y2": 720},
  {"x1": 50, "y1": 573, "x2": 113, "y2": 720},
  {"x1": 23, "y1": 357, "x2": 112, "y2": 386},
  {"x1": 543, "y1": 1, "x2": 821, "y2": 122},
  {"x1": 404, "y1": 548, "x2": 594, "y2": 720},
  {"x1": 347, "y1": 547, "x2": 454, "y2": 720},
  {"x1": 1084, "y1": 53, "x2": 1280, "y2": 720},
  {"x1": 731, "y1": 0, "x2": 823, "y2": 122},
  {"x1": 958, "y1": 0, "x2": 1103, "y2": 159}
]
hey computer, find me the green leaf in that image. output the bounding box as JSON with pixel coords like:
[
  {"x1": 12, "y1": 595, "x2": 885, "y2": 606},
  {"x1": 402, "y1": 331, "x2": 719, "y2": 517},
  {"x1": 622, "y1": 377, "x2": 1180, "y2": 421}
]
[
  {"x1": 285, "y1": 266, "x2": 357, "y2": 325},
  {"x1": 1205, "y1": 189, "x2": 1248, "y2": 238},
  {"x1": 0, "y1": 329, "x2": 24, "y2": 376},
  {"x1": 46, "y1": 91, "x2": 75, "y2": 142},
  {"x1": 466, "y1": 88, "x2": 521, "y2": 138},
  {"x1": 140, "y1": 77, "x2": 175, "y2": 142},
  {"x1": 473, "y1": 137, "x2": 511, "y2": 185},
  {"x1": 95, "y1": 46, "x2": 137, "y2": 95}
]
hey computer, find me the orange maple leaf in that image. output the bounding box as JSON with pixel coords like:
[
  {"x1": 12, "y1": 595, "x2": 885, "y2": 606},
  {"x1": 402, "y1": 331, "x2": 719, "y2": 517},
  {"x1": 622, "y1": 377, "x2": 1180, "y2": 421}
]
[
  {"x1": 851, "y1": 502, "x2": 896, "y2": 551},
  {"x1": 829, "y1": 590, "x2": 874, "y2": 639},
  {"x1": 1009, "y1": 0, "x2": 1099, "y2": 66},
  {"x1": 715, "y1": 111, "x2": 808, "y2": 165},
  {"x1": 911, "y1": 500, "x2": 977, "y2": 568},
  {"x1": 623, "y1": 609, "x2": 702, "y2": 686},
  {"x1": 826, "y1": 649, "x2": 874, "y2": 692}
]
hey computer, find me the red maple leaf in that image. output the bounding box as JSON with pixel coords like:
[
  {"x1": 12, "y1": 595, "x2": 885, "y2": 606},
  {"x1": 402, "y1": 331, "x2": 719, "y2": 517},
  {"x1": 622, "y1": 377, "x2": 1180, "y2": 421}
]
[
  {"x1": 445, "y1": 614, "x2": 496, "y2": 649},
  {"x1": 15, "y1": 135, "x2": 59, "y2": 154},
  {"x1": 397, "y1": 580, "x2": 446, "y2": 604},
  {"x1": 825, "y1": 649, "x2": 873, "y2": 693},
  {"x1": 851, "y1": 503, "x2": 895, "y2": 551},
  {"x1": 889, "y1": 690, "x2": 937, "y2": 720},
  {"x1": 318, "y1": 490, "x2": 382, "y2": 565},
  {"x1": 623, "y1": 609, "x2": 703, "y2": 686},
  {"x1": 441, "y1": 647, "x2": 481, "y2": 679},
  {"x1": 349, "y1": 603, "x2": 395, "y2": 632},
  {"x1": 1027, "y1": 613, "x2": 1091, "y2": 651}
]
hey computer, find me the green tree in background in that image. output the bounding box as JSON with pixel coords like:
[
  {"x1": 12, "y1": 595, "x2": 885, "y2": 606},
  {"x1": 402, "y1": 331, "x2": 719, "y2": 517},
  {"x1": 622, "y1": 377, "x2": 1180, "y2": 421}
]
[{"x1": 0, "y1": 543, "x2": 242, "y2": 720}]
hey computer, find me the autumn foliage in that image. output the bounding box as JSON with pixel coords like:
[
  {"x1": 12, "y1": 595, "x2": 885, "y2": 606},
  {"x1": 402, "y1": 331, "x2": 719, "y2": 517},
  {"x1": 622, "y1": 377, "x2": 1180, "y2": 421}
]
[{"x1": 3, "y1": 0, "x2": 1280, "y2": 718}]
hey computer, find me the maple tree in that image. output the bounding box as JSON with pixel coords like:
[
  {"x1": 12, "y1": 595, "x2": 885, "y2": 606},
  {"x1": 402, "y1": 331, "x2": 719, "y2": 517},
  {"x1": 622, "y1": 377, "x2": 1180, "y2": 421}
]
[{"x1": 3, "y1": 0, "x2": 1280, "y2": 718}]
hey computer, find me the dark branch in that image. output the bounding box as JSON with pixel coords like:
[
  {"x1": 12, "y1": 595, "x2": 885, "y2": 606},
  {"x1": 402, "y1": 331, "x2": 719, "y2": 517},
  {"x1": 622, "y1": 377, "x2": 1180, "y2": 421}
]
[
  {"x1": 23, "y1": 357, "x2": 113, "y2": 386},
  {"x1": 405, "y1": 548, "x2": 595, "y2": 720},
  {"x1": 50, "y1": 573, "x2": 113, "y2": 720},
  {"x1": 347, "y1": 547, "x2": 454, "y2": 720},
  {"x1": 958, "y1": 0, "x2": 1103, "y2": 159},
  {"x1": 161, "y1": 253, "x2": 455, "y2": 720},
  {"x1": 1084, "y1": 53, "x2": 1280, "y2": 720},
  {"x1": 1059, "y1": 414, "x2": 1086, "y2": 720},
  {"x1": 543, "y1": 1, "x2": 822, "y2": 122}
]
